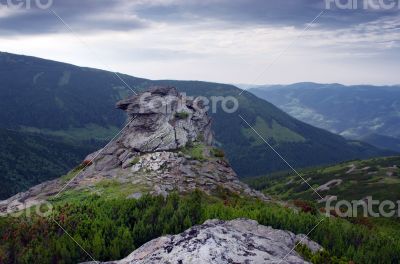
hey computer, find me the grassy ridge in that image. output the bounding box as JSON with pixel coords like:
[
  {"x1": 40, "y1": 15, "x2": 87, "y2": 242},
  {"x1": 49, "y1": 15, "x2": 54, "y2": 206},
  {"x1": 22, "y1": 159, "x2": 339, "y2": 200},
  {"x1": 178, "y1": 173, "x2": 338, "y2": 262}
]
[{"x1": 245, "y1": 156, "x2": 400, "y2": 202}]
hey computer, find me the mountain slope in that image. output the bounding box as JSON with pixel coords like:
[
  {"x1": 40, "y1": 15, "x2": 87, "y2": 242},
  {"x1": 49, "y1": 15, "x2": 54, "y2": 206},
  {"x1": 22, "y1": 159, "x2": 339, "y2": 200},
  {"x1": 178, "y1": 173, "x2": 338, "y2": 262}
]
[
  {"x1": 361, "y1": 134, "x2": 400, "y2": 153},
  {"x1": 0, "y1": 52, "x2": 393, "y2": 183},
  {"x1": 245, "y1": 156, "x2": 400, "y2": 202},
  {"x1": 0, "y1": 85, "x2": 399, "y2": 264},
  {"x1": 0, "y1": 129, "x2": 96, "y2": 199},
  {"x1": 249, "y1": 83, "x2": 400, "y2": 152}
]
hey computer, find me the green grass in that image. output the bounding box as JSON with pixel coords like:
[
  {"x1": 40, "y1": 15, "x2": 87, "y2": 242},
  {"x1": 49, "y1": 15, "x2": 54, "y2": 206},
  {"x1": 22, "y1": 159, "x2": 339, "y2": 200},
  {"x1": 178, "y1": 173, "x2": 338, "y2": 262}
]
[
  {"x1": 49, "y1": 188, "x2": 93, "y2": 204},
  {"x1": 49, "y1": 179, "x2": 149, "y2": 204},
  {"x1": 60, "y1": 170, "x2": 80, "y2": 183},
  {"x1": 130, "y1": 157, "x2": 140, "y2": 166},
  {"x1": 94, "y1": 180, "x2": 149, "y2": 199},
  {"x1": 181, "y1": 143, "x2": 206, "y2": 161}
]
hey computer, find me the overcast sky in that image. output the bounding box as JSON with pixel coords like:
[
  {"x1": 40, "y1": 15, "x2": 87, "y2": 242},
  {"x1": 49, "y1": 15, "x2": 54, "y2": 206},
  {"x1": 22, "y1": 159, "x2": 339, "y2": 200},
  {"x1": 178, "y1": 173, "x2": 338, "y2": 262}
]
[{"x1": 0, "y1": 0, "x2": 399, "y2": 85}]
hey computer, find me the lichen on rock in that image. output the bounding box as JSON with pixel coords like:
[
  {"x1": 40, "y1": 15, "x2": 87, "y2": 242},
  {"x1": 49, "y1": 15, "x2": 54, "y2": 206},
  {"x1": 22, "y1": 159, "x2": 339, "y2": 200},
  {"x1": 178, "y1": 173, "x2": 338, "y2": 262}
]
[{"x1": 89, "y1": 219, "x2": 322, "y2": 264}]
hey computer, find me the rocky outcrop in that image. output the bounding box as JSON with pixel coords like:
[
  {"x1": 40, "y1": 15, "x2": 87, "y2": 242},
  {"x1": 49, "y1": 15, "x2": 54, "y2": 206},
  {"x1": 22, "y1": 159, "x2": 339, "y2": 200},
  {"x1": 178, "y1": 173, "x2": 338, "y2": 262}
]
[
  {"x1": 74, "y1": 86, "x2": 266, "y2": 199},
  {"x1": 316, "y1": 179, "x2": 342, "y2": 192},
  {"x1": 115, "y1": 86, "x2": 213, "y2": 153},
  {"x1": 0, "y1": 86, "x2": 268, "y2": 215},
  {"x1": 87, "y1": 219, "x2": 321, "y2": 264}
]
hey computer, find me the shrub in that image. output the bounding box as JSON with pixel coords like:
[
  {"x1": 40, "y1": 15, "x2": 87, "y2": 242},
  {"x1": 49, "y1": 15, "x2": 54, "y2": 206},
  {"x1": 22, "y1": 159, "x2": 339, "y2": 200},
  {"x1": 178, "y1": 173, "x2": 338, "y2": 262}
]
[
  {"x1": 174, "y1": 111, "x2": 189, "y2": 119},
  {"x1": 293, "y1": 199, "x2": 318, "y2": 215},
  {"x1": 212, "y1": 148, "x2": 225, "y2": 158},
  {"x1": 1, "y1": 191, "x2": 399, "y2": 263},
  {"x1": 196, "y1": 133, "x2": 205, "y2": 142},
  {"x1": 185, "y1": 140, "x2": 194, "y2": 148},
  {"x1": 130, "y1": 157, "x2": 140, "y2": 166},
  {"x1": 190, "y1": 145, "x2": 205, "y2": 161},
  {"x1": 182, "y1": 143, "x2": 205, "y2": 161},
  {"x1": 295, "y1": 244, "x2": 350, "y2": 264},
  {"x1": 73, "y1": 160, "x2": 92, "y2": 172}
]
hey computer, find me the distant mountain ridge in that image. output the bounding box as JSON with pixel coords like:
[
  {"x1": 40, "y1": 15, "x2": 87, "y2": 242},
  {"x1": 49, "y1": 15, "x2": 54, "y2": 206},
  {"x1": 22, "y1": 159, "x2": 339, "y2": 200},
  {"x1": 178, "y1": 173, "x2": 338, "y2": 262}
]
[
  {"x1": 249, "y1": 83, "x2": 400, "y2": 152},
  {"x1": 0, "y1": 52, "x2": 394, "y2": 199}
]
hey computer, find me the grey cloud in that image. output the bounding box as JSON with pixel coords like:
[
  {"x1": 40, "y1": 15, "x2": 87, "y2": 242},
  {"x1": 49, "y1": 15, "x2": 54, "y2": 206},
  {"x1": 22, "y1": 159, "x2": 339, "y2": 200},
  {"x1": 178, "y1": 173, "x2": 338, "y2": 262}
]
[
  {"x1": 0, "y1": 0, "x2": 146, "y2": 35},
  {"x1": 0, "y1": 0, "x2": 399, "y2": 35},
  {"x1": 131, "y1": 0, "x2": 400, "y2": 29}
]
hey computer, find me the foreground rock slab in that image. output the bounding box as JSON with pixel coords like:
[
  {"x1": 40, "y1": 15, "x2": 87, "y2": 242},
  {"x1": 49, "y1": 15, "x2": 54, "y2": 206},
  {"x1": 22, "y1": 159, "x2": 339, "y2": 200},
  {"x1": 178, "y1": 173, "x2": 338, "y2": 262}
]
[{"x1": 90, "y1": 219, "x2": 321, "y2": 264}]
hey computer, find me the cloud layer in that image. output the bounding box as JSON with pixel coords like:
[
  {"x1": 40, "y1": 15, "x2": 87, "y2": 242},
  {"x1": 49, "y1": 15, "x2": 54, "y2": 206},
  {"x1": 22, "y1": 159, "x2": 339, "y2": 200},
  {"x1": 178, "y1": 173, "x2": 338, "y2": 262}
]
[{"x1": 0, "y1": 0, "x2": 399, "y2": 85}]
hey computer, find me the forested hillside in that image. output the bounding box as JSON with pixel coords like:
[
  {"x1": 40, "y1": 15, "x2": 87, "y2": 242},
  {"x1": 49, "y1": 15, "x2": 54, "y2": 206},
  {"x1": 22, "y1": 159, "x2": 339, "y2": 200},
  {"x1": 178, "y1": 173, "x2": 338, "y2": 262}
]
[
  {"x1": 0, "y1": 129, "x2": 98, "y2": 199},
  {"x1": 0, "y1": 52, "x2": 393, "y2": 199}
]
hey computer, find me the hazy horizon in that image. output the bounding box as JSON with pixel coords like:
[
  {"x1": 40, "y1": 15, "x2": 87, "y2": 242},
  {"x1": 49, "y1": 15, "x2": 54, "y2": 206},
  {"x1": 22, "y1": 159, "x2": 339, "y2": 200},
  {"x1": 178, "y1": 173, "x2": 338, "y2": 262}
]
[{"x1": 0, "y1": 0, "x2": 399, "y2": 86}]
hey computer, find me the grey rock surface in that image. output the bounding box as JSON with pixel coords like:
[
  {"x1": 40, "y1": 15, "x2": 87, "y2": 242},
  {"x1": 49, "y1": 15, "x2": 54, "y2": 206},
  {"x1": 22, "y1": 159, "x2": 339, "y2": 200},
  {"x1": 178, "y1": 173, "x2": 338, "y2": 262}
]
[
  {"x1": 116, "y1": 86, "x2": 213, "y2": 153},
  {"x1": 91, "y1": 219, "x2": 321, "y2": 264}
]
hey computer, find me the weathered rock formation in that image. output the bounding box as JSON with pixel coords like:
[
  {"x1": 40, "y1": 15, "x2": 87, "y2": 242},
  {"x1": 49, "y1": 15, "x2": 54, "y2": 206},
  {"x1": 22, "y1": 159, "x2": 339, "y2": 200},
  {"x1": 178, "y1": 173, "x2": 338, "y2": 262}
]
[
  {"x1": 75, "y1": 86, "x2": 266, "y2": 199},
  {"x1": 87, "y1": 219, "x2": 321, "y2": 264},
  {"x1": 115, "y1": 86, "x2": 213, "y2": 153},
  {"x1": 0, "y1": 86, "x2": 268, "y2": 215}
]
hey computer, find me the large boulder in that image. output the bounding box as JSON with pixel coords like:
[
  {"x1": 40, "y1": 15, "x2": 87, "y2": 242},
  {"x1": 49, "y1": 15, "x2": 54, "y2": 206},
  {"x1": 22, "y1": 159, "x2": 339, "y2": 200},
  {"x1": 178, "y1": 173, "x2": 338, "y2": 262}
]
[{"x1": 90, "y1": 219, "x2": 322, "y2": 264}]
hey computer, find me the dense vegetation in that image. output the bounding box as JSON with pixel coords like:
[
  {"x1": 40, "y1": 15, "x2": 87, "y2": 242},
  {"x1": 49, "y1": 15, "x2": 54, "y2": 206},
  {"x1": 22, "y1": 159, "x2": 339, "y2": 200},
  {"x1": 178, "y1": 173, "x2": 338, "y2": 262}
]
[
  {"x1": 0, "y1": 129, "x2": 98, "y2": 199},
  {"x1": 0, "y1": 191, "x2": 399, "y2": 263},
  {"x1": 0, "y1": 52, "x2": 391, "y2": 186}
]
